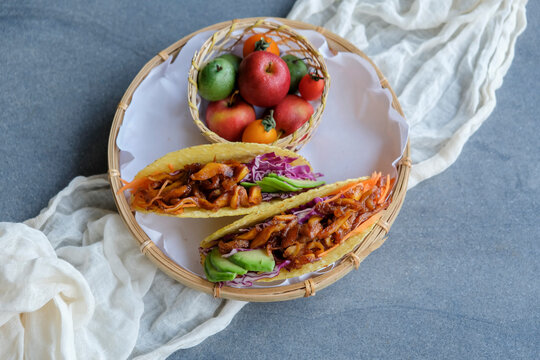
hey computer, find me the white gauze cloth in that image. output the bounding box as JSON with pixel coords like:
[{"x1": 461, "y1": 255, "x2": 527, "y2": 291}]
[
  {"x1": 288, "y1": 0, "x2": 527, "y2": 188},
  {"x1": 0, "y1": 1, "x2": 528, "y2": 359},
  {"x1": 0, "y1": 175, "x2": 246, "y2": 360}
]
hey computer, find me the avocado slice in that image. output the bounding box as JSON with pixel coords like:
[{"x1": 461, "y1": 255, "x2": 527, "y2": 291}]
[
  {"x1": 208, "y1": 248, "x2": 247, "y2": 275},
  {"x1": 240, "y1": 181, "x2": 257, "y2": 188},
  {"x1": 257, "y1": 177, "x2": 300, "y2": 192},
  {"x1": 267, "y1": 173, "x2": 325, "y2": 189},
  {"x1": 204, "y1": 256, "x2": 237, "y2": 282},
  {"x1": 254, "y1": 179, "x2": 281, "y2": 193},
  {"x1": 229, "y1": 249, "x2": 275, "y2": 272},
  {"x1": 242, "y1": 180, "x2": 284, "y2": 192}
]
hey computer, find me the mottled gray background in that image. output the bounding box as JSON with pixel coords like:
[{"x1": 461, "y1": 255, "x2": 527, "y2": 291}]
[{"x1": 1, "y1": 1, "x2": 538, "y2": 359}]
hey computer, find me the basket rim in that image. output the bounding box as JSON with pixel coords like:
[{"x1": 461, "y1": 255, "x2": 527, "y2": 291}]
[
  {"x1": 107, "y1": 17, "x2": 410, "y2": 302},
  {"x1": 187, "y1": 18, "x2": 330, "y2": 151}
]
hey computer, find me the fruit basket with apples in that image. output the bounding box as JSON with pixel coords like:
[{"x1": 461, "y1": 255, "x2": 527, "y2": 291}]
[{"x1": 187, "y1": 18, "x2": 330, "y2": 151}]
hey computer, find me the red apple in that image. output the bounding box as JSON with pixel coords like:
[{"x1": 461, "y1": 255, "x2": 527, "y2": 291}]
[
  {"x1": 206, "y1": 95, "x2": 256, "y2": 141},
  {"x1": 238, "y1": 51, "x2": 290, "y2": 107},
  {"x1": 273, "y1": 94, "x2": 314, "y2": 135}
]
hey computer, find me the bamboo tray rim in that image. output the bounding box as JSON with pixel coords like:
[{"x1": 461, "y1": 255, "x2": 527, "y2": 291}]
[{"x1": 107, "y1": 17, "x2": 410, "y2": 302}]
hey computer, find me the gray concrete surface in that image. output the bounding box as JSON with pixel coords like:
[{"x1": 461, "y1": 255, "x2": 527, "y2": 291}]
[{"x1": 1, "y1": 1, "x2": 538, "y2": 359}]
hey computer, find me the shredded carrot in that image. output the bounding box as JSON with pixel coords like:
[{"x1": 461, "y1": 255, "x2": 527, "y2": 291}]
[
  {"x1": 148, "y1": 180, "x2": 170, "y2": 206},
  {"x1": 167, "y1": 163, "x2": 175, "y2": 172},
  {"x1": 117, "y1": 177, "x2": 151, "y2": 194},
  {"x1": 324, "y1": 172, "x2": 382, "y2": 203},
  {"x1": 171, "y1": 208, "x2": 184, "y2": 215},
  {"x1": 378, "y1": 175, "x2": 391, "y2": 204},
  {"x1": 163, "y1": 198, "x2": 198, "y2": 213},
  {"x1": 339, "y1": 212, "x2": 382, "y2": 244},
  {"x1": 327, "y1": 182, "x2": 360, "y2": 196},
  {"x1": 324, "y1": 182, "x2": 362, "y2": 203},
  {"x1": 155, "y1": 199, "x2": 173, "y2": 209},
  {"x1": 362, "y1": 172, "x2": 381, "y2": 191},
  {"x1": 315, "y1": 213, "x2": 382, "y2": 258},
  {"x1": 316, "y1": 243, "x2": 339, "y2": 258}
]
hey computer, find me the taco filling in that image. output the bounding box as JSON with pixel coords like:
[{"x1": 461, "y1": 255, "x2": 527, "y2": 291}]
[
  {"x1": 119, "y1": 152, "x2": 324, "y2": 215},
  {"x1": 202, "y1": 173, "x2": 395, "y2": 285}
]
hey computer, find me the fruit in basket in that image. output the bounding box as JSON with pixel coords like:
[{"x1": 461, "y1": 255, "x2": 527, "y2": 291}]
[
  {"x1": 242, "y1": 110, "x2": 278, "y2": 144},
  {"x1": 243, "y1": 34, "x2": 280, "y2": 57},
  {"x1": 282, "y1": 54, "x2": 308, "y2": 93},
  {"x1": 299, "y1": 73, "x2": 325, "y2": 101},
  {"x1": 197, "y1": 58, "x2": 236, "y2": 101},
  {"x1": 206, "y1": 92, "x2": 256, "y2": 141},
  {"x1": 238, "y1": 51, "x2": 290, "y2": 108},
  {"x1": 273, "y1": 94, "x2": 314, "y2": 135},
  {"x1": 216, "y1": 53, "x2": 242, "y2": 73}
]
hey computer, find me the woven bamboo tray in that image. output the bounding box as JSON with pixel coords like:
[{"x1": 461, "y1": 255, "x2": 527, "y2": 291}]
[
  {"x1": 187, "y1": 18, "x2": 330, "y2": 151},
  {"x1": 108, "y1": 17, "x2": 411, "y2": 302}
]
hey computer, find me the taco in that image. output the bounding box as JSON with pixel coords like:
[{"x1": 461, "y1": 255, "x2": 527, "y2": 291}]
[
  {"x1": 200, "y1": 172, "x2": 395, "y2": 286},
  {"x1": 118, "y1": 143, "x2": 325, "y2": 218}
]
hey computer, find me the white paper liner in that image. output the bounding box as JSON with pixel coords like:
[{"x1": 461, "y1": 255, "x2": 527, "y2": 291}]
[{"x1": 116, "y1": 24, "x2": 408, "y2": 287}]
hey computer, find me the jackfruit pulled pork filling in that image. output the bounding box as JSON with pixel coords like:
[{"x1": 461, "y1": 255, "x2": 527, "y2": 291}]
[
  {"x1": 131, "y1": 161, "x2": 263, "y2": 214},
  {"x1": 216, "y1": 175, "x2": 394, "y2": 270}
]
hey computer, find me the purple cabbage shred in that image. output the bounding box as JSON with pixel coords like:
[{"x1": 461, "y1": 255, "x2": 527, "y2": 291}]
[
  {"x1": 289, "y1": 196, "x2": 329, "y2": 224},
  {"x1": 223, "y1": 260, "x2": 291, "y2": 288},
  {"x1": 242, "y1": 152, "x2": 323, "y2": 183}
]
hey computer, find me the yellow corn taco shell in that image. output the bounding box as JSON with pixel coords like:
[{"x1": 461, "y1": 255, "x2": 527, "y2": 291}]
[
  {"x1": 128, "y1": 143, "x2": 312, "y2": 218},
  {"x1": 200, "y1": 177, "x2": 383, "y2": 282}
]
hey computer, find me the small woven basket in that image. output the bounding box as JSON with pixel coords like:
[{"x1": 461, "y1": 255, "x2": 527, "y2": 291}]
[{"x1": 187, "y1": 18, "x2": 330, "y2": 152}]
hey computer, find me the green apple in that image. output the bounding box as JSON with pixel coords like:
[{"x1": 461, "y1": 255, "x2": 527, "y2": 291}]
[
  {"x1": 197, "y1": 58, "x2": 236, "y2": 101},
  {"x1": 281, "y1": 54, "x2": 308, "y2": 94},
  {"x1": 216, "y1": 53, "x2": 242, "y2": 73}
]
